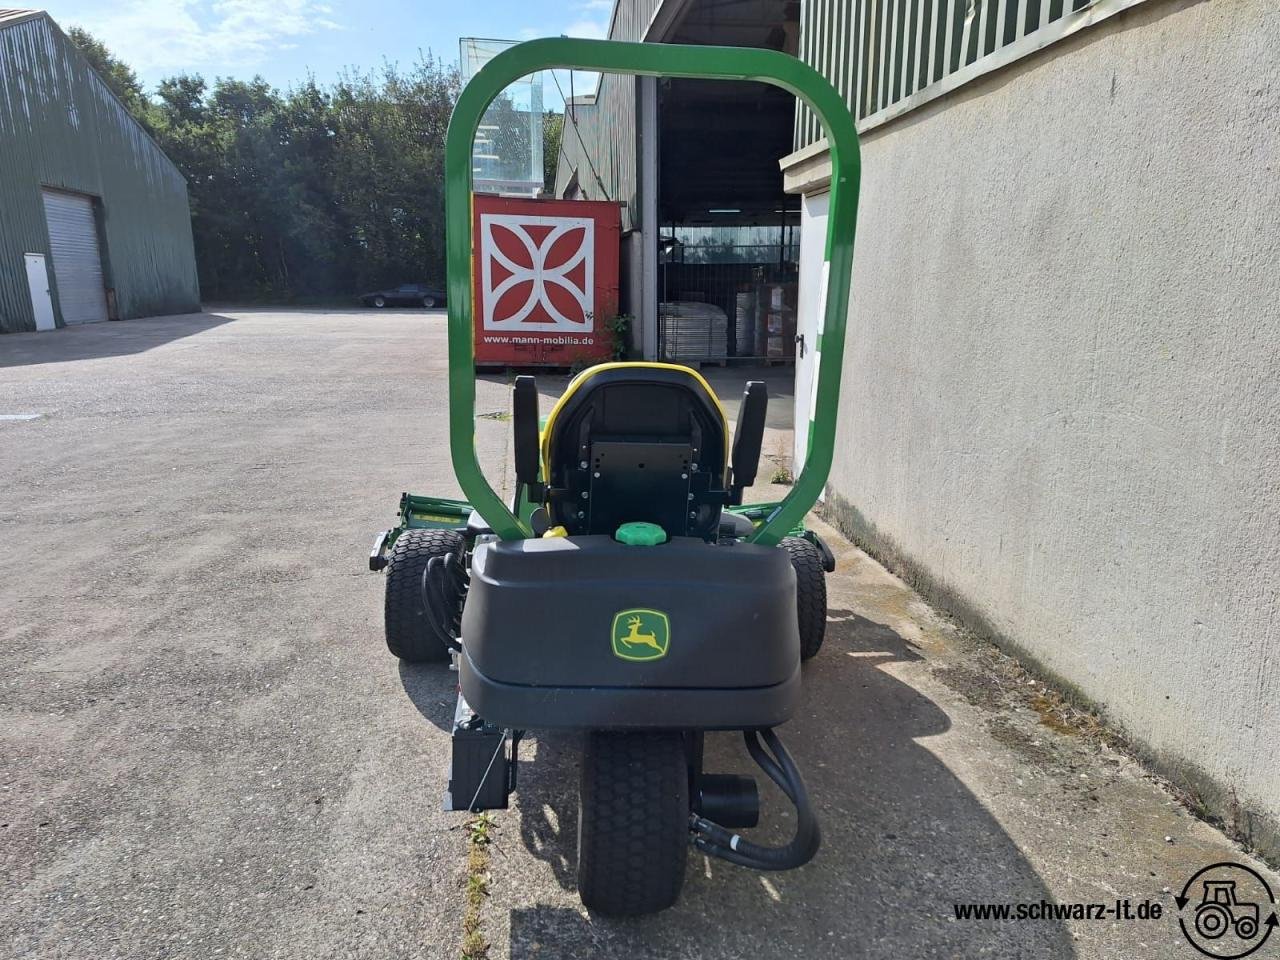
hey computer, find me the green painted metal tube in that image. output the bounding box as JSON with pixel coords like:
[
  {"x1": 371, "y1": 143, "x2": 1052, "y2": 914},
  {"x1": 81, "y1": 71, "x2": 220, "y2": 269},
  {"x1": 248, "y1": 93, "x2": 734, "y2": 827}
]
[{"x1": 444, "y1": 37, "x2": 861, "y2": 545}]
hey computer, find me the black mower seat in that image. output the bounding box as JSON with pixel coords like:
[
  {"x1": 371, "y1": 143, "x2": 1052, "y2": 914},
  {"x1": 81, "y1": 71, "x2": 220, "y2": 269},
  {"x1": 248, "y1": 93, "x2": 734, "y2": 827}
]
[{"x1": 539, "y1": 363, "x2": 730, "y2": 541}]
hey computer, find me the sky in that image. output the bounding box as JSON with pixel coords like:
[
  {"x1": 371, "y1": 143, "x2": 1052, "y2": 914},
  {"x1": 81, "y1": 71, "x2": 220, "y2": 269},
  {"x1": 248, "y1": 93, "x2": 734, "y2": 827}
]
[{"x1": 36, "y1": 0, "x2": 613, "y2": 102}]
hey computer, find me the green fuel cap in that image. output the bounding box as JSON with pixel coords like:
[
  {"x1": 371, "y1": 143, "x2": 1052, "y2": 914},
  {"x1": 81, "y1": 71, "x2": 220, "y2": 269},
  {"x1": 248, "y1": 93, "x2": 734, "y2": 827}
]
[{"x1": 615, "y1": 522, "x2": 667, "y2": 546}]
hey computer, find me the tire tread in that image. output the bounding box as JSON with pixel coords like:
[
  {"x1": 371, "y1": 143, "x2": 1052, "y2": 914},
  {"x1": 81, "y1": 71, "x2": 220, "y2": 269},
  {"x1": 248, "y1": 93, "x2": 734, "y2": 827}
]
[
  {"x1": 384, "y1": 529, "x2": 463, "y2": 662},
  {"x1": 783, "y1": 536, "x2": 827, "y2": 661},
  {"x1": 577, "y1": 732, "x2": 688, "y2": 916}
]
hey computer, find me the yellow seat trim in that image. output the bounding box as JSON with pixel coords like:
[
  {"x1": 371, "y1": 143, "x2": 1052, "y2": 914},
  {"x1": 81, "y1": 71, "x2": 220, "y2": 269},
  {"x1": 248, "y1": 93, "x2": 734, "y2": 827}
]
[{"x1": 539, "y1": 361, "x2": 730, "y2": 483}]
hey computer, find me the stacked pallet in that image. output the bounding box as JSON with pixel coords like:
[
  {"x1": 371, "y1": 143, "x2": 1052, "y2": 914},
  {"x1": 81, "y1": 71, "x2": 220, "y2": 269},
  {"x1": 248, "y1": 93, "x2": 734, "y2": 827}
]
[{"x1": 659, "y1": 301, "x2": 728, "y2": 363}]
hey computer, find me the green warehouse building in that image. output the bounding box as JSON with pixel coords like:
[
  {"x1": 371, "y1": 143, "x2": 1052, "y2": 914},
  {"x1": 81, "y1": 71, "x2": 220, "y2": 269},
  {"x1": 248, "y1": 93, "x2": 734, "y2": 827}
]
[{"x1": 0, "y1": 9, "x2": 199, "y2": 334}]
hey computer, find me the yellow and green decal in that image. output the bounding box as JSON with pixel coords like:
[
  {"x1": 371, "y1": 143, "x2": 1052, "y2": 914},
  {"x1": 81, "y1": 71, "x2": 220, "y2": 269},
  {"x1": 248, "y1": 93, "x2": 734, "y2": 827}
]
[{"x1": 611, "y1": 609, "x2": 671, "y2": 661}]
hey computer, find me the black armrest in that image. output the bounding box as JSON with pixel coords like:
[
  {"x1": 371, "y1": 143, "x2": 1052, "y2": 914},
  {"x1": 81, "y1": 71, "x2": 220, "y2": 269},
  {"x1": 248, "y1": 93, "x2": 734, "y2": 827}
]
[
  {"x1": 512, "y1": 376, "x2": 544, "y2": 506},
  {"x1": 729, "y1": 380, "x2": 767, "y2": 504}
]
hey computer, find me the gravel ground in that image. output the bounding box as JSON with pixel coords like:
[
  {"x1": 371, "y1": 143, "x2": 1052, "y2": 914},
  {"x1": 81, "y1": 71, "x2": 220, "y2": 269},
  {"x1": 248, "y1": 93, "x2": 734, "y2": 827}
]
[{"x1": 1, "y1": 309, "x2": 1274, "y2": 960}]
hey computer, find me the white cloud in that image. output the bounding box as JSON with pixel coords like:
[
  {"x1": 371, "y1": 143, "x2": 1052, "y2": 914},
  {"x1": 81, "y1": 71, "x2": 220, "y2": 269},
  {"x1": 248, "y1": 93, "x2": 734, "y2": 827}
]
[
  {"x1": 564, "y1": 17, "x2": 607, "y2": 39},
  {"x1": 556, "y1": 3, "x2": 610, "y2": 99},
  {"x1": 55, "y1": 0, "x2": 341, "y2": 78},
  {"x1": 564, "y1": 0, "x2": 610, "y2": 39}
]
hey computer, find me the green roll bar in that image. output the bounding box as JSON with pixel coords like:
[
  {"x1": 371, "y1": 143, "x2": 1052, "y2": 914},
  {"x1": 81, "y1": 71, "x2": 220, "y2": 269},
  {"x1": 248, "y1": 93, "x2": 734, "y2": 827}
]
[{"x1": 445, "y1": 38, "x2": 860, "y2": 547}]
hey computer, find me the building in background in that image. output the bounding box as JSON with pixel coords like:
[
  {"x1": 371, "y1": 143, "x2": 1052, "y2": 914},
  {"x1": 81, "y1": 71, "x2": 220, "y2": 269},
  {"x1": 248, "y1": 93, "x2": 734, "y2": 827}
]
[
  {"x1": 0, "y1": 9, "x2": 199, "y2": 334},
  {"x1": 460, "y1": 38, "x2": 547, "y2": 198},
  {"x1": 556, "y1": 1, "x2": 803, "y2": 364},
  {"x1": 555, "y1": 0, "x2": 1280, "y2": 860}
]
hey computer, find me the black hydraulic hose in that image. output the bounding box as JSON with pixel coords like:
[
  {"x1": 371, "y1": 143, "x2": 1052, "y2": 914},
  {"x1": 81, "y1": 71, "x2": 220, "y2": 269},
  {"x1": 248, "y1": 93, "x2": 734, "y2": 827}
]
[
  {"x1": 446, "y1": 553, "x2": 469, "y2": 632},
  {"x1": 421, "y1": 557, "x2": 462, "y2": 651},
  {"x1": 691, "y1": 730, "x2": 817, "y2": 870},
  {"x1": 745, "y1": 731, "x2": 788, "y2": 789},
  {"x1": 432, "y1": 558, "x2": 459, "y2": 636},
  {"x1": 691, "y1": 728, "x2": 821, "y2": 871}
]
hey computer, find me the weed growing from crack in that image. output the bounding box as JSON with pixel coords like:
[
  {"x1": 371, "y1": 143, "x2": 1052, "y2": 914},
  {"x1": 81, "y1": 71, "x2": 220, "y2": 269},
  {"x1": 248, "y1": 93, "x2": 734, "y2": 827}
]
[{"x1": 461, "y1": 813, "x2": 495, "y2": 960}]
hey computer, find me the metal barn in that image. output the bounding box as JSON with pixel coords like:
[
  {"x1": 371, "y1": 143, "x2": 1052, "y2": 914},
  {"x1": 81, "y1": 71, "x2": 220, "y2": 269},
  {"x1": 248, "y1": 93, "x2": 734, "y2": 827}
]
[{"x1": 0, "y1": 9, "x2": 199, "y2": 334}]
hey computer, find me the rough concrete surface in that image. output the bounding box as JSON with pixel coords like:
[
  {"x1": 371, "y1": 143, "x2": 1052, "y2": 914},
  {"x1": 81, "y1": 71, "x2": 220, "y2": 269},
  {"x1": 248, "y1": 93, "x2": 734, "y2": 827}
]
[
  {"x1": 1, "y1": 310, "x2": 1275, "y2": 960},
  {"x1": 800, "y1": 0, "x2": 1280, "y2": 858}
]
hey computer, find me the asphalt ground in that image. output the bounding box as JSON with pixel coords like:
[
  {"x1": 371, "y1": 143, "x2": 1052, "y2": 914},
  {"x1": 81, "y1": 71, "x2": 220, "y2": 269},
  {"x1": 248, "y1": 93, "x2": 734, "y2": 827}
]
[{"x1": 2, "y1": 309, "x2": 1275, "y2": 960}]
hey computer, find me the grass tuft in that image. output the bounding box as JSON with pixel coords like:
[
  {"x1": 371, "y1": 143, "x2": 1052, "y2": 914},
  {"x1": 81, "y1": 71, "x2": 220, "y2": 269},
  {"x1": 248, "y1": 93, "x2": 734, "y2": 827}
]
[{"x1": 460, "y1": 813, "x2": 496, "y2": 960}]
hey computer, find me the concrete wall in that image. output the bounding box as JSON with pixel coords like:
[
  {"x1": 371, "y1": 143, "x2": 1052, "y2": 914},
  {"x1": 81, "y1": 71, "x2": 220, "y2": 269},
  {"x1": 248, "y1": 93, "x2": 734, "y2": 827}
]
[{"x1": 810, "y1": 0, "x2": 1280, "y2": 854}]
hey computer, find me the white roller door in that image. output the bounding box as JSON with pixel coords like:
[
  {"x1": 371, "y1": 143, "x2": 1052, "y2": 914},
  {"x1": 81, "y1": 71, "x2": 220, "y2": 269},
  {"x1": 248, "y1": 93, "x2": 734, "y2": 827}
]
[{"x1": 42, "y1": 189, "x2": 109, "y2": 325}]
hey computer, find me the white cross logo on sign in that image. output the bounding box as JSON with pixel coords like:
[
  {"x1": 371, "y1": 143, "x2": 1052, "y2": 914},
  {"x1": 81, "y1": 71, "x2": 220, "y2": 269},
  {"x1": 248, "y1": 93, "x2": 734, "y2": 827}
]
[{"x1": 479, "y1": 214, "x2": 595, "y2": 332}]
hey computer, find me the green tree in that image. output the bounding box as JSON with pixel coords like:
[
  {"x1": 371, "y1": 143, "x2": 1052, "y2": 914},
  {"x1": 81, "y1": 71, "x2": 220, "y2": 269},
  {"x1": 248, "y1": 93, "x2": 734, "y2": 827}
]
[
  {"x1": 67, "y1": 27, "x2": 151, "y2": 122},
  {"x1": 64, "y1": 33, "x2": 460, "y2": 302}
]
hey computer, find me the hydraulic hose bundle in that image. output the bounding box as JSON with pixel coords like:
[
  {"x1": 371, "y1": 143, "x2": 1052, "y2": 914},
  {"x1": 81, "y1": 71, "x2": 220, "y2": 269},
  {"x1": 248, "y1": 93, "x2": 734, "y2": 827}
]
[
  {"x1": 421, "y1": 549, "x2": 468, "y2": 652},
  {"x1": 691, "y1": 728, "x2": 821, "y2": 871}
]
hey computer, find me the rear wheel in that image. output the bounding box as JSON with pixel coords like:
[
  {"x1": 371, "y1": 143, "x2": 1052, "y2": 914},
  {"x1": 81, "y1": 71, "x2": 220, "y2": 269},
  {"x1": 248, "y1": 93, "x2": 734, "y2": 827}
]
[
  {"x1": 783, "y1": 536, "x2": 827, "y2": 661},
  {"x1": 422, "y1": 295, "x2": 436, "y2": 308},
  {"x1": 577, "y1": 732, "x2": 688, "y2": 916},
  {"x1": 1195, "y1": 904, "x2": 1230, "y2": 940},
  {"x1": 384, "y1": 529, "x2": 463, "y2": 662}
]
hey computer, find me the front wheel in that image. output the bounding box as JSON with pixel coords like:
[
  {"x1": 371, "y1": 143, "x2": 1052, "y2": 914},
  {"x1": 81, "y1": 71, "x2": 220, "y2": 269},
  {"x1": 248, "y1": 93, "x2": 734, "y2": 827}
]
[
  {"x1": 373, "y1": 295, "x2": 386, "y2": 308},
  {"x1": 577, "y1": 732, "x2": 688, "y2": 915},
  {"x1": 782, "y1": 537, "x2": 827, "y2": 661},
  {"x1": 384, "y1": 529, "x2": 464, "y2": 663},
  {"x1": 422, "y1": 296, "x2": 436, "y2": 308}
]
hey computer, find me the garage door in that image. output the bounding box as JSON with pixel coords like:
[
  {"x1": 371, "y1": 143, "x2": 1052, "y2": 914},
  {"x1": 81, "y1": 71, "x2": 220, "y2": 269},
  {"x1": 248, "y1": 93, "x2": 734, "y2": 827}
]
[{"x1": 42, "y1": 189, "x2": 109, "y2": 325}]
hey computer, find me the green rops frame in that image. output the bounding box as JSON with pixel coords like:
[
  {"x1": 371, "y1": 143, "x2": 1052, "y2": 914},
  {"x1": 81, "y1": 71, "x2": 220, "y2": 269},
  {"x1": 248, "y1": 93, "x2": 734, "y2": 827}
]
[{"x1": 445, "y1": 38, "x2": 861, "y2": 547}]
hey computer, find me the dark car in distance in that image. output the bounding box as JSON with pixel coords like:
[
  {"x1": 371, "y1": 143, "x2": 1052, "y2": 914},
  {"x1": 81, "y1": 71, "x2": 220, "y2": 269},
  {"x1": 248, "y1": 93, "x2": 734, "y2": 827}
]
[{"x1": 359, "y1": 283, "x2": 446, "y2": 308}]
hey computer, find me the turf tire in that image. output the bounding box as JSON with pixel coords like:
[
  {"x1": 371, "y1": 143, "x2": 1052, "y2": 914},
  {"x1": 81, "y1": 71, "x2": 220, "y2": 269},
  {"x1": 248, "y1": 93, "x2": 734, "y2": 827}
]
[
  {"x1": 384, "y1": 529, "x2": 463, "y2": 663},
  {"x1": 577, "y1": 732, "x2": 689, "y2": 916},
  {"x1": 783, "y1": 536, "x2": 827, "y2": 661}
]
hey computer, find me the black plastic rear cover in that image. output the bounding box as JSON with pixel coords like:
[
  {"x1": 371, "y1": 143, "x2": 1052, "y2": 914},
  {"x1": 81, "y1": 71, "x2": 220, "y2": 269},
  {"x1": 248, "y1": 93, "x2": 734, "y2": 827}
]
[{"x1": 459, "y1": 536, "x2": 800, "y2": 729}]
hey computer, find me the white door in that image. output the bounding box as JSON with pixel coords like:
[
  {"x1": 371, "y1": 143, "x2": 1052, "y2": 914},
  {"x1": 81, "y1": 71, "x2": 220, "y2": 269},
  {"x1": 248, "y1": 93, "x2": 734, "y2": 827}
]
[
  {"x1": 24, "y1": 253, "x2": 56, "y2": 332},
  {"x1": 793, "y1": 190, "x2": 830, "y2": 472},
  {"x1": 42, "y1": 189, "x2": 109, "y2": 325}
]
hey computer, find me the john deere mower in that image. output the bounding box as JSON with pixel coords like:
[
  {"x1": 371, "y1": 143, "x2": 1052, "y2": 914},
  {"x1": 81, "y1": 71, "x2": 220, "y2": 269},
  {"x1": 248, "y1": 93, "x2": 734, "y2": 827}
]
[{"x1": 368, "y1": 37, "x2": 860, "y2": 915}]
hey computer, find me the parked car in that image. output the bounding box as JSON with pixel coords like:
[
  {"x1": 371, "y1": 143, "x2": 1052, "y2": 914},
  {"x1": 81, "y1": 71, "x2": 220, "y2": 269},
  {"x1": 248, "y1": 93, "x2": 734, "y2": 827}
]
[{"x1": 359, "y1": 283, "x2": 446, "y2": 308}]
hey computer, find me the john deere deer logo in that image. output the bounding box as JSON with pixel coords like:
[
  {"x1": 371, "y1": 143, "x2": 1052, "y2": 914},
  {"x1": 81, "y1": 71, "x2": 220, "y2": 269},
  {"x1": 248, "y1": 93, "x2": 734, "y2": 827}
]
[{"x1": 611, "y1": 609, "x2": 670, "y2": 661}]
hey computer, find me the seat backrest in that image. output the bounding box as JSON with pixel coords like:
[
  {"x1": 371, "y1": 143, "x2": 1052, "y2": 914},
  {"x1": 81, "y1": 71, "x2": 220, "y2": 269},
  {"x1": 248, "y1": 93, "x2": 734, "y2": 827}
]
[{"x1": 541, "y1": 363, "x2": 728, "y2": 540}]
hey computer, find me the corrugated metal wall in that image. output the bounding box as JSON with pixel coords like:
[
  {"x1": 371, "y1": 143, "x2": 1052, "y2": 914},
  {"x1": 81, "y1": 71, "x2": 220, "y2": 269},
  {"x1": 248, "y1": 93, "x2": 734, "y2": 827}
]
[
  {"x1": 554, "y1": 0, "x2": 666, "y2": 232},
  {"x1": 0, "y1": 13, "x2": 200, "y2": 333},
  {"x1": 794, "y1": 0, "x2": 1154, "y2": 147}
]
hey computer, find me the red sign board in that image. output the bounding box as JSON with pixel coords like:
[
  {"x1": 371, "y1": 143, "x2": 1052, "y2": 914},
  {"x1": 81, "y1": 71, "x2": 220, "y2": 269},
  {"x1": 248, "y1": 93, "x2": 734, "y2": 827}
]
[{"x1": 473, "y1": 196, "x2": 620, "y2": 367}]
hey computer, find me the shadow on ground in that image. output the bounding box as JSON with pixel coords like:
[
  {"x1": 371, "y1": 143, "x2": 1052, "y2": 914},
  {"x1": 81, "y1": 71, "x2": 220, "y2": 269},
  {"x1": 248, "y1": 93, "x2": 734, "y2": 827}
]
[
  {"x1": 502, "y1": 609, "x2": 1077, "y2": 959},
  {"x1": 0, "y1": 313, "x2": 235, "y2": 367},
  {"x1": 397, "y1": 660, "x2": 460, "y2": 732}
]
